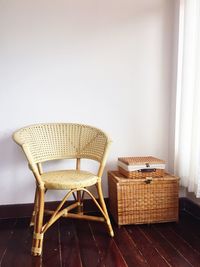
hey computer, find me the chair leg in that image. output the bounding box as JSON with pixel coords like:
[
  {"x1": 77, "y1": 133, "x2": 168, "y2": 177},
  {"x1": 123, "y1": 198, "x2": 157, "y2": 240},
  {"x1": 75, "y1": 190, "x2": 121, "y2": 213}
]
[
  {"x1": 96, "y1": 182, "x2": 114, "y2": 237},
  {"x1": 30, "y1": 188, "x2": 39, "y2": 227},
  {"x1": 77, "y1": 191, "x2": 83, "y2": 214},
  {"x1": 31, "y1": 186, "x2": 45, "y2": 256}
]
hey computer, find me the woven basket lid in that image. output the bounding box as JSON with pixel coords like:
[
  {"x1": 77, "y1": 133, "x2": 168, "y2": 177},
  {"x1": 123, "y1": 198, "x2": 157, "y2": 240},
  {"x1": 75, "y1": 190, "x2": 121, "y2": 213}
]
[{"x1": 118, "y1": 156, "x2": 165, "y2": 166}]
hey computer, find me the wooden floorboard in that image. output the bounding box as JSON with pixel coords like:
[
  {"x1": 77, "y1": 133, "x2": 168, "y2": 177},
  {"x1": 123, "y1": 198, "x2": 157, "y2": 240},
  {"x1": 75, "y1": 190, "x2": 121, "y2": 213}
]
[
  {"x1": 0, "y1": 218, "x2": 33, "y2": 267},
  {"x1": 170, "y1": 213, "x2": 200, "y2": 254},
  {"x1": 59, "y1": 218, "x2": 82, "y2": 267},
  {"x1": 0, "y1": 218, "x2": 17, "y2": 262},
  {"x1": 1, "y1": 211, "x2": 200, "y2": 267},
  {"x1": 42, "y1": 220, "x2": 62, "y2": 267},
  {"x1": 89, "y1": 221, "x2": 127, "y2": 267},
  {"x1": 75, "y1": 219, "x2": 103, "y2": 267},
  {"x1": 153, "y1": 223, "x2": 200, "y2": 266},
  {"x1": 137, "y1": 223, "x2": 192, "y2": 267},
  {"x1": 112, "y1": 225, "x2": 149, "y2": 267},
  {"x1": 126, "y1": 224, "x2": 171, "y2": 267}
]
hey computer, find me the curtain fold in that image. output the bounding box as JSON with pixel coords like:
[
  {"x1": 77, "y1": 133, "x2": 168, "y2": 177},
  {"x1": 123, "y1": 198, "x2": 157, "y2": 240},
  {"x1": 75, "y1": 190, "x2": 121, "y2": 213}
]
[{"x1": 175, "y1": 0, "x2": 200, "y2": 196}]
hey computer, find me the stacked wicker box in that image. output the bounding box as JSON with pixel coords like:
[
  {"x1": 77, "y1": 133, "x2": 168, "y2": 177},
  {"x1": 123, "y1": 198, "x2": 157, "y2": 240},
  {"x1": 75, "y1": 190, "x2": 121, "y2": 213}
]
[
  {"x1": 118, "y1": 156, "x2": 165, "y2": 179},
  {"x1": 108, "y1": 171, "x2": 179, "y2": 226}
]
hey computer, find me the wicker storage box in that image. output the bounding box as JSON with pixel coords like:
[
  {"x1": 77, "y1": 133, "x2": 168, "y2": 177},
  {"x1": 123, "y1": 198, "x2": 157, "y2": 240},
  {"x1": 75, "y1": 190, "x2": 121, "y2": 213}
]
[
  {"x1": 108, "y1": 171, "x2": 179, "y2": 226},
  {"x1": 118, "y1": 156, "x2": 165, "y2": 179}
]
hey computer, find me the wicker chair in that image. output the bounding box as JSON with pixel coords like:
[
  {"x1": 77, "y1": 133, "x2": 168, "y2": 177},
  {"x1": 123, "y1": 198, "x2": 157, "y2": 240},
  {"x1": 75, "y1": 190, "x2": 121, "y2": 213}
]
[{"x1": 13, "y1": 123, "x2": 114, "y2": 256}]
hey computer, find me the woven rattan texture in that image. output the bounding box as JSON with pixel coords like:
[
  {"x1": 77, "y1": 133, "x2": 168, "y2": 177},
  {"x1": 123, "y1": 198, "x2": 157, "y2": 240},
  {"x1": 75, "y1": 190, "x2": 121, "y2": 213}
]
[
  {"x1": 108, "y1": 171, "x2": 179, "y2": 225},
  {"x1": 41, "y1": 170, "x2": 98, "y2": 190},
  {"x1": 118, "y1": 156, "x2": 165, "y2": 165},
  {"x1": 13, "y1": 123, "x2": 110, "y2": 164},
  {"x1": 118, "y1": 167, "x2": 164, "y2": 178}
]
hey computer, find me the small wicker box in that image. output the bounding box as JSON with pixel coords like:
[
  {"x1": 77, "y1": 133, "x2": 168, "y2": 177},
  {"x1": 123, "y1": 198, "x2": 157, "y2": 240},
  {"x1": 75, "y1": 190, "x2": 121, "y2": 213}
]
[
  {"x1": 118, "y1": 156, "x2": 165, "y2": 179},
  {"x1": 108, "y1": 171, "x2": 179, "y2": 226}
]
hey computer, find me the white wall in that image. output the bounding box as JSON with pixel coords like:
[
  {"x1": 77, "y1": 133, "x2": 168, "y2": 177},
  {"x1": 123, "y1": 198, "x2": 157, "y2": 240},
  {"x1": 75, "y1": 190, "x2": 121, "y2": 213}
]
[{"x1": 0, "y1": 0, "x2": 177, "y2": 204}]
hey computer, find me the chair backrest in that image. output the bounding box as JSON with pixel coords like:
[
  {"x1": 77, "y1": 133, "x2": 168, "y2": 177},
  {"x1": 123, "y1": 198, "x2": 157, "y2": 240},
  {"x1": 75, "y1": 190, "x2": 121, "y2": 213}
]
[{"x1": 13, "y1": 123, "x2": 111, "y2": 165}]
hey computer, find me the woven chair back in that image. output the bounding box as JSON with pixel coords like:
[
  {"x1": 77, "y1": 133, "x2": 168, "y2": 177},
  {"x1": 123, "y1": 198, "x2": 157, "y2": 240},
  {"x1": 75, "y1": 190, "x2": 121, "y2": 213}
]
[{"x1": 13, "y1": 123, "x2": 110, "y2": 164}]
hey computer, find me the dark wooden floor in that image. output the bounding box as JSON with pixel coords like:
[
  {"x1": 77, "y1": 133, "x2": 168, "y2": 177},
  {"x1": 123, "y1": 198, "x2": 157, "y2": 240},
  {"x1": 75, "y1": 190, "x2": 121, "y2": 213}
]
[{"x1": 1, "y1": 211, "x2": 200, "y2": 267}]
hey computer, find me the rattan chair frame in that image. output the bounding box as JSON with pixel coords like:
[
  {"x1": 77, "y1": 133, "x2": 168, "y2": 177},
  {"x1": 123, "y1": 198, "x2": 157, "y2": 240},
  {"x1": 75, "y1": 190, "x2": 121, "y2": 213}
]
[{"x1": 13, "y1": 123, "x2": 114, "y2": 256}]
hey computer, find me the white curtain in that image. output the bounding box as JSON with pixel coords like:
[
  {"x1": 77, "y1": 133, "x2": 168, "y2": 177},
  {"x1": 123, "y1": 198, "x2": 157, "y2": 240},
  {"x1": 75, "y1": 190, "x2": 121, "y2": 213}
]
[{"x1": 175, "y1": 0, "x2": 200, "y2": 196}]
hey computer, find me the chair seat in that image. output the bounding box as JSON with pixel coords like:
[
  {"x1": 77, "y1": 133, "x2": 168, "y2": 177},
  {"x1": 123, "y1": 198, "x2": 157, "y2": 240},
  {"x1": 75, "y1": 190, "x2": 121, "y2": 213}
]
[{"x1": 41, "y1": 170, "x2": 99, "y2": 190}]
